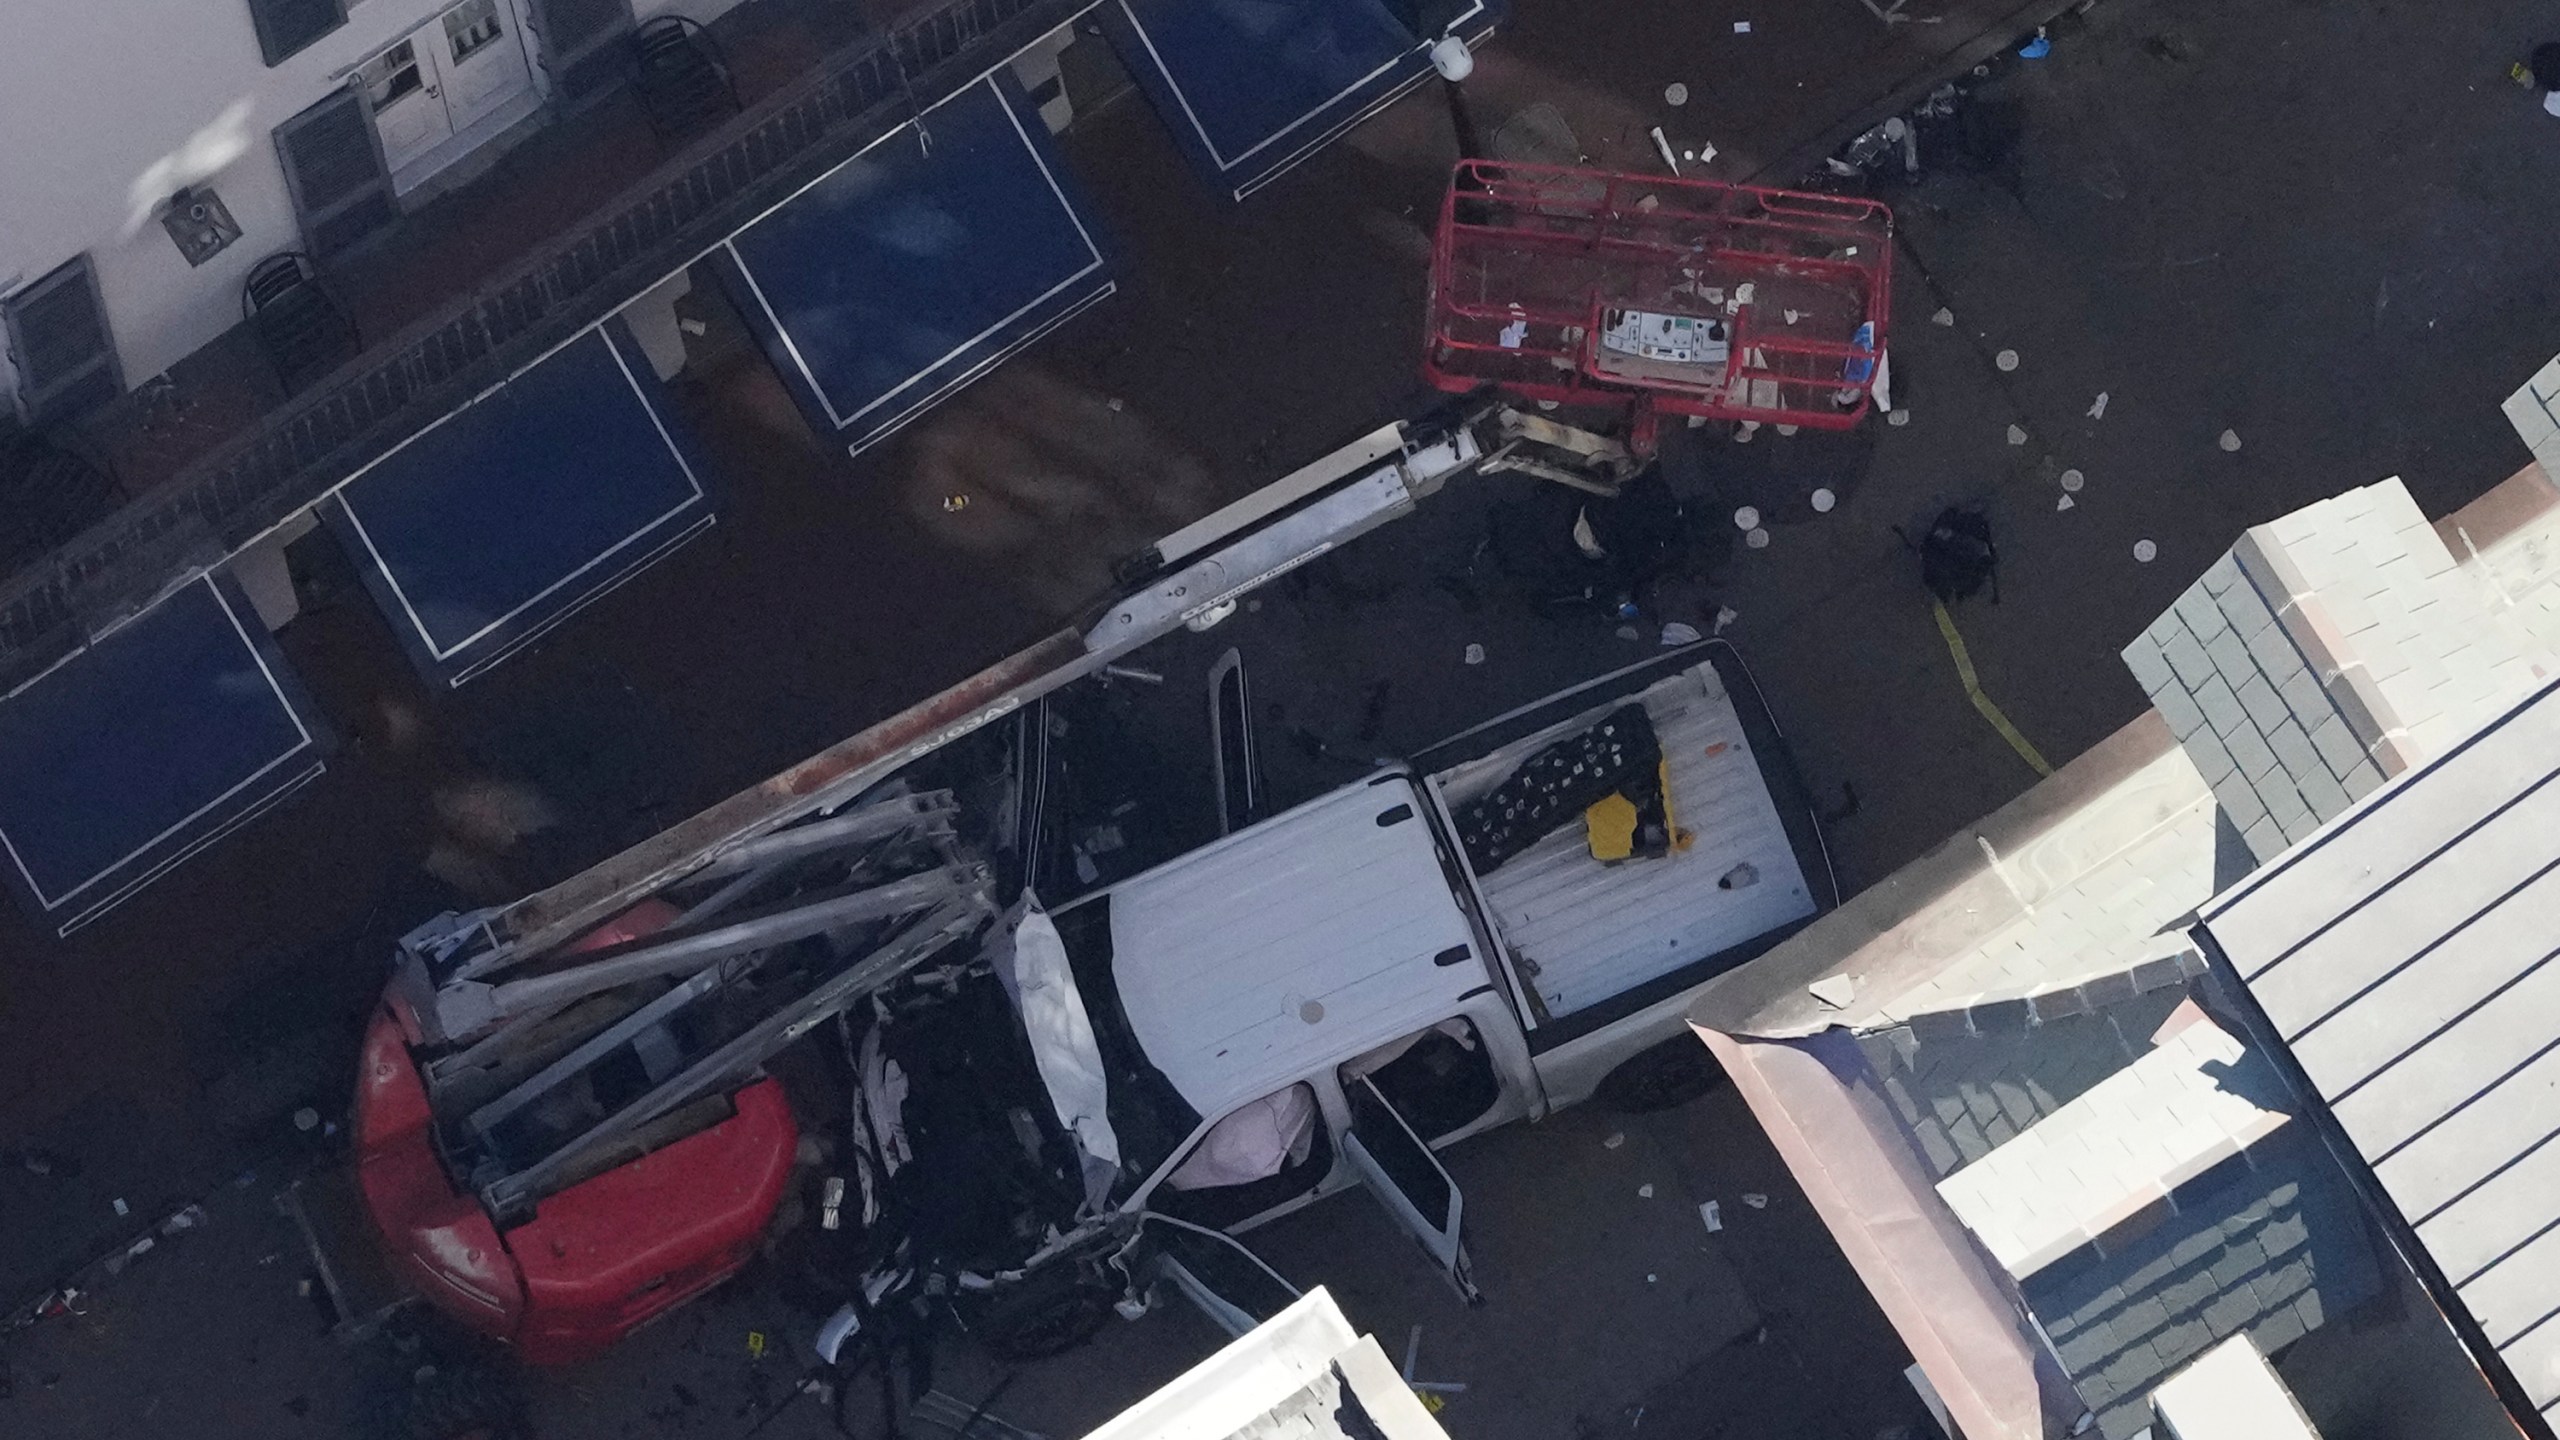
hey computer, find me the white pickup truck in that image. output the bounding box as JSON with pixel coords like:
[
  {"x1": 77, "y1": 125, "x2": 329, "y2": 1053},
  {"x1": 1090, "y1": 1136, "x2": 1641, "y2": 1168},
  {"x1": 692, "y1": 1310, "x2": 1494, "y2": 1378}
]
[{"x1": 845, "y1": 641, "x2": 1835, "y2": 1348}]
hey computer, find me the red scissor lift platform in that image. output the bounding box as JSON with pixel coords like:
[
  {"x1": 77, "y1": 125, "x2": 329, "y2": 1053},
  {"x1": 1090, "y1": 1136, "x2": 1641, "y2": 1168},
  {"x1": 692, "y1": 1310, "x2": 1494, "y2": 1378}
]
[{"x1": 1425, "y1": 161, "x2": 1894, "y2": 445}]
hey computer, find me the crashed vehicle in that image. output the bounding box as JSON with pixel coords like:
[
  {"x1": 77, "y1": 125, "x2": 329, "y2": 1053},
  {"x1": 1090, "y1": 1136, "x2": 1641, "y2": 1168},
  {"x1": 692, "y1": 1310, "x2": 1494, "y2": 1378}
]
[
  {"x1": 311, "y1": 404, "x2": 1836, "y2": 1373},
  {"x1": 806, "y1": 639, "x2": 1838, "y2": 1356}
]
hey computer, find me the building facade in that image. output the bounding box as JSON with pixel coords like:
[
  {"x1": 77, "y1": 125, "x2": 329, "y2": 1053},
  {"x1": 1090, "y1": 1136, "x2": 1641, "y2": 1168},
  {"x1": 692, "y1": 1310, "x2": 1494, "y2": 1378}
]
[{"x1": 0, "y1": 0, "x2": 740, "y2": 421}]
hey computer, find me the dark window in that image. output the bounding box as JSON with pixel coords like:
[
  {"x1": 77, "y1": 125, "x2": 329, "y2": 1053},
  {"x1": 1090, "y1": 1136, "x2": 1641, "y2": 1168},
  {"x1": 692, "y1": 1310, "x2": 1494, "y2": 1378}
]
[
  {"x1": 3, "y1": 257, "x2": 121, "y2": 425},
  {"x1": 1348, "y1": 1076, "x2": 1451, "y2": 1221},
  {"x1": 526, "y1": 0, "x2": 638, "y2": 103},
  {"x1": 1358, "y1": 1021, "x2": 1500, "y2": 1141},
  {"x1": 274, "y1": 90, "x2": 398, "y2": 256},
  {"x1": 246, "y1": 0, "x2": 347, "y2": 66}
]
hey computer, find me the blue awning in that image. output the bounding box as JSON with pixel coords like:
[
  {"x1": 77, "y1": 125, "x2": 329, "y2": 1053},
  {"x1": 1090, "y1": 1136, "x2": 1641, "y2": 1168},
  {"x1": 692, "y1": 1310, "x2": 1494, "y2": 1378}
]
[
  {"x1": 1100, "y1": 0, "x2": 1499, "y2": 201},
  {"x1": 323, "y1": 320, "x2": 715, "y2": 687},
  {"x1": 715, "y1": 73, "x2": 1113, "y2": 454},
  {"x1": 0, "y1": 575, "x2": 329, "y2": 936}
]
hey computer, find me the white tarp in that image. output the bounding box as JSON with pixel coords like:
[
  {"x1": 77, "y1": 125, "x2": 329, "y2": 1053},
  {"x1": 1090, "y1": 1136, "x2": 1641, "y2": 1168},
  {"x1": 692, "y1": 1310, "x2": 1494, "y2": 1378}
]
[{"x1": 1002, "y1": 894, "x2": 1123, "y2": 1206}]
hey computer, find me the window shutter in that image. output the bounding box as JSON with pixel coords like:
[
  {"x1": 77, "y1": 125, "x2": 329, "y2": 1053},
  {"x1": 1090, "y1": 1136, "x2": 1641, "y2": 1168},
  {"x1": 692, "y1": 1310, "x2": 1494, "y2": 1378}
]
[
  {"x1": 3, "y1": 257, "x2": 123, "y2": 426},
  {"x1": 245, "y1": 0, "x2": 347, "y2": 67},
  {"x1": 526, "y1": 0, "x2": 638, "y2": 105},
  {"x1": 274, "y1": 90, "x2": 399, "y2": 257}
]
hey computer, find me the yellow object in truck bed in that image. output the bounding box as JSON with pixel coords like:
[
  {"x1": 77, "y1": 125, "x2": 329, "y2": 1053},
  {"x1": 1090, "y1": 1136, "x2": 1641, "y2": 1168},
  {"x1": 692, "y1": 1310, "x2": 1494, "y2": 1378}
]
[{"x1": 1585, "y1": 758, "x2": 1680, "y2": 862}]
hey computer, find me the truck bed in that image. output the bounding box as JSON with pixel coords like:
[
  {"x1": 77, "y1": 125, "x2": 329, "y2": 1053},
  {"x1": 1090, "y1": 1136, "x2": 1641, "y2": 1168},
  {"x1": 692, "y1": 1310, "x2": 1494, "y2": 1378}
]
[{"x1": 1425, "y1": 661, "x2": 1817, "y2": 1022}]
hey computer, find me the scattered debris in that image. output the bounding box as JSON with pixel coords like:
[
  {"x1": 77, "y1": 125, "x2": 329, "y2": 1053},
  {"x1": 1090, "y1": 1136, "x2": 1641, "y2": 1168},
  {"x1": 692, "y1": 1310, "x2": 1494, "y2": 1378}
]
[
  {"x1": 1713, "y1": 606, "x2": 1740, "y2": 635},
  {"x1": 1932, "y1": 307, "x2": 1956, "y2": 326},
  {"x1": 10, "y1": 1147, "x2": 75, "y2": 1177},
  {"x1": 678, "y1": 317, "x2": 707, "y2": 336},
  {"x1": 1718, "y1": 862, "x2": 1761, "y2": 890},
  {"x1": 1701, "y1": 1201, "x2": 1723, "y2": 1233},
  {"x1": 1808, "y1": 974, "x2": 1857, "y2": 1008},
  {"x1": 1463, "y1": 642, "x2": 1486, "y2": 666},
  {"x1": 2059, "y1": 468, "x2": 2086, "y2": 492},
  {"x1": 1811, "y1": 487, "x2": 1837, "y2": 513},
  {"x1": 1102, "y1": 663, "x2": 1165, "y2": 685},
  {"x1": 1107, "y1": 396, "x2": 1126, "y2": 412},
  {"x1": 2057, "y1": 495, "x2": 2076, "y2": 512},
  {"x1": 1615, "y1": 624, "x2": 1642, "y2": 641},
  {"x1": 1647, "y1": 1273, "x2": 1659, "y2": 1284},
  {"x1": 1742, "y1": 1193, "x2": 1769, "y2": 1209},
  {"x1": 1660, "y1": 621, "x2": 1703, "y2": 646},
  {"x1": 2007, "y1": 424, "x2": 2028, "y2": 446},
  {"x1": 1732, "y1": 421, "x2": 1757, "y2": 443},
  {"x1": 1637, "y1": 1184, "x2": 1655, "y2": 1199},
  {"x1": 747, "y1": 1331, "x2": 768, "y2": 1359},
  {"x1": 293, "y1": 1107, "x2": 319, "y2": 1132},
  {"x1": 1733, "y1": 20, "x2": 1751, "y2": 33},
  {"x1": 159, "y1": 1205, "x2": 206, "y2": 1236},
  {"x1": 942, "y1": 494, "x2": 970, "y2": 512},
  {"x1": 1995, "y1": 348, "x2": 2020, "y2": 372},
  {"x1": 1774, "y1": 423, "x2": 1800, "y2": 437},
  {"x1": 2134, "y1": 539, "x2": 2159, "y2": 563},
  {"x1": 2219, "y1": 428, "x2": 2243, "y2": 452},
  {"x1": 1783, "y1": 308, "x2": 1800, "y2": 325},
  {"x1": 1744, "y1": 527, "x2": 1771, "y2": 550},
  {"x1": 1732, "y1": 505, "x2": 1761, "y2": 530},
  {"x1": 1650, "y1": 126, "x2": 1681, "y2": 174},
  {"x1": 1635, "y1": 194, "x2": 1661, "y2": 214},
  {"x1": 1887, "y1": 408, "x2": 1910, "y2": 427},
  {"x1": 1605, "y1": 1131, "x2": 1626, "y2": 1150},
  {"x1": 2019, "y1": 28, "x2": 2051, "y2": 59},
  {"x1": 1664, "y1": 82, "x2": 1689, "y2": 106},
  {"x1": 2087, "y1": 391, "x2": 2110, "y2": 420},
  {"x1": 111, "y1": 1197, "x2": 128, "y2": 1217}
]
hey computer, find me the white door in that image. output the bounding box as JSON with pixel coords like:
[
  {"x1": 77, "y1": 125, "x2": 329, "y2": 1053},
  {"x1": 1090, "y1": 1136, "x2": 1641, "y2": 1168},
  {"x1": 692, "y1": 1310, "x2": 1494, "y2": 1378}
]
[
  {"x1": 360, "y1": 0, "x2": 538, "y2": 185},
  {"x1": 434, "y1": 0, "x2": 534, "y2": 133},
  {"x1": 1341, "y1": 1074, "x2": 1482, "y2": 1304},
  {"x1": 358, "y1": 36, "x2": 453, "y2": 176}
]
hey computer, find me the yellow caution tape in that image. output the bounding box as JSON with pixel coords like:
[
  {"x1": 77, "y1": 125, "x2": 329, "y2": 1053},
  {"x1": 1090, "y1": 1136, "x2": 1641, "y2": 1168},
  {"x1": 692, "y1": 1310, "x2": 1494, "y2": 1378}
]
[{"x1": 1932, "y1": 600, "x2": 2054, "y2": 778}]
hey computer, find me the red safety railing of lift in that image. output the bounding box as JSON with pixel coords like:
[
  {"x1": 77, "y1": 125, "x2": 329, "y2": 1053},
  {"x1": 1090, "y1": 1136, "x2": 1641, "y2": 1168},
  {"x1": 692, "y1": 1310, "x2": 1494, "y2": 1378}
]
[{"x1": 1424, "y1": 160, "x2": 1894, "y2": 442}]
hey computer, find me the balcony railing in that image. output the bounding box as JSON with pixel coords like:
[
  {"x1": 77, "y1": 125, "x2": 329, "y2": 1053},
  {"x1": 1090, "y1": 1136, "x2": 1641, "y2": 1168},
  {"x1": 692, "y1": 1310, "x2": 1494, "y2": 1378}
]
[{"x1": 0, "y1": 0, "x2": 1094, "y2": 694}]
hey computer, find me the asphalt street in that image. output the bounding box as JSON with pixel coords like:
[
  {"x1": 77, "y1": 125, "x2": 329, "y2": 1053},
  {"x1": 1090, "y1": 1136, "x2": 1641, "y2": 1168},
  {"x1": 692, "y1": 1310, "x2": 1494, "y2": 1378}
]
[{"x1": 6, "y1": 0, "x2": 2560, "y2": 1436}]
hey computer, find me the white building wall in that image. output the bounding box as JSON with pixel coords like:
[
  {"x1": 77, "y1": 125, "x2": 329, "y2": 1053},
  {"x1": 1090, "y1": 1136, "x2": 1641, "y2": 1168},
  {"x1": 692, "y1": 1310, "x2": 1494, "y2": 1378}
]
[{"x1": 0, "y1": 0, "x2": 743, "y2": 397}]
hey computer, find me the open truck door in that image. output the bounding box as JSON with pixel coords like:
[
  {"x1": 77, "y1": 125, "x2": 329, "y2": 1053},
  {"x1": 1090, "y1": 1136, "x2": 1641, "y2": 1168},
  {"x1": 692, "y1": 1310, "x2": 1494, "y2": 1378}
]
[
  {"x1": 1343, "y1": 1075, "x2": 1483, "y2": 1304},
  {"x1": 1142, "y1": 1214, "x2": 1304, "y2": 1339}
]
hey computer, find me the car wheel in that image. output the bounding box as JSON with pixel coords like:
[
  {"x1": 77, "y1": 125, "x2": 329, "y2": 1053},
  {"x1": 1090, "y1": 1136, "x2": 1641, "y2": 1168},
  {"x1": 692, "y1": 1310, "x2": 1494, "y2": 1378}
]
[
  {"x1": 974, "y1": 1271, "x2": 1116, "y2": 1362},
  {"x1": 399, "y1": 1359, "x2": 527, "y2": 1440},
  {"x1": 1595, "y1": 1037, "x2": 1726, "y2": 1113}
]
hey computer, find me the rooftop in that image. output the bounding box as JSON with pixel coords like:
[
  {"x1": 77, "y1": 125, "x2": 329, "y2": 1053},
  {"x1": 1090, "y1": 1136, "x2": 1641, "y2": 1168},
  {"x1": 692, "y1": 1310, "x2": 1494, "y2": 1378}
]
[
  {"x1": 1098, "y1": 775, "x2": 1485, "y2": 1118},
  {"x1": 1691, "y1": 458, "x2": 2560, "y2": 1440},
  {"x1": 2202, "y1": 674, "x2": 2560, "y2": 1435}
]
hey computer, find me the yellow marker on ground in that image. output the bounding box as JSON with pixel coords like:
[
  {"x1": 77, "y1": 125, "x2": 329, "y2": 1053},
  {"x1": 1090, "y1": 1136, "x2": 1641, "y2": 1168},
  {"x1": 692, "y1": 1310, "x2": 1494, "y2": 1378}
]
[{"x1": 1931, "y1": 600, "x2": 2054, "y2": 777}]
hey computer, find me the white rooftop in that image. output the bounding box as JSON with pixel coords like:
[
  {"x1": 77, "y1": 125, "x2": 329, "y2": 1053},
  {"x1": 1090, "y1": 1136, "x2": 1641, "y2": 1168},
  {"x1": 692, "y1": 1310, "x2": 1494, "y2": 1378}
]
[
  {"x1": 2203, "y1": 676, "x2": 2560, "y2": 1430},
  {"x1": 1935, "y1": 1002, "x2": 2290, "y2": 1278},
  {"x1": 1107, "y1": 776, "x2": 1488, "y2": 1117}
]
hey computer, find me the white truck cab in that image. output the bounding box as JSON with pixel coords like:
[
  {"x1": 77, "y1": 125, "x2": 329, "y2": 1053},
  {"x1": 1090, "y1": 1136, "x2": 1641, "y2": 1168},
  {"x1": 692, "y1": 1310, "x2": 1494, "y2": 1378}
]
[{"x1": 1046, "y1": 642, "x2": 1837, "y2": 1302}]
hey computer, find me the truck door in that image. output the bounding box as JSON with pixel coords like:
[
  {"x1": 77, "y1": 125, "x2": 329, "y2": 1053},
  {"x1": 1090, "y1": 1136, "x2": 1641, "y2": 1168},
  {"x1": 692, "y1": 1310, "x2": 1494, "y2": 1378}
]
[
  {"x1": 1141, "y1": 1214, "x2": 1304, "y2": 1338},
  {"x1": 1342, "y1": 1073, "x2": 1483, "y2": 1304}
]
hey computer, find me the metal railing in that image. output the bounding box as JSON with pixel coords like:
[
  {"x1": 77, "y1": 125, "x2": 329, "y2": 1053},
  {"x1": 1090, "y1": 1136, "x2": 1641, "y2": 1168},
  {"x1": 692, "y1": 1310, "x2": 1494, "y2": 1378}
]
[{"x1": 0, "y1": 0, "x2": 1094, "y2": 693}]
